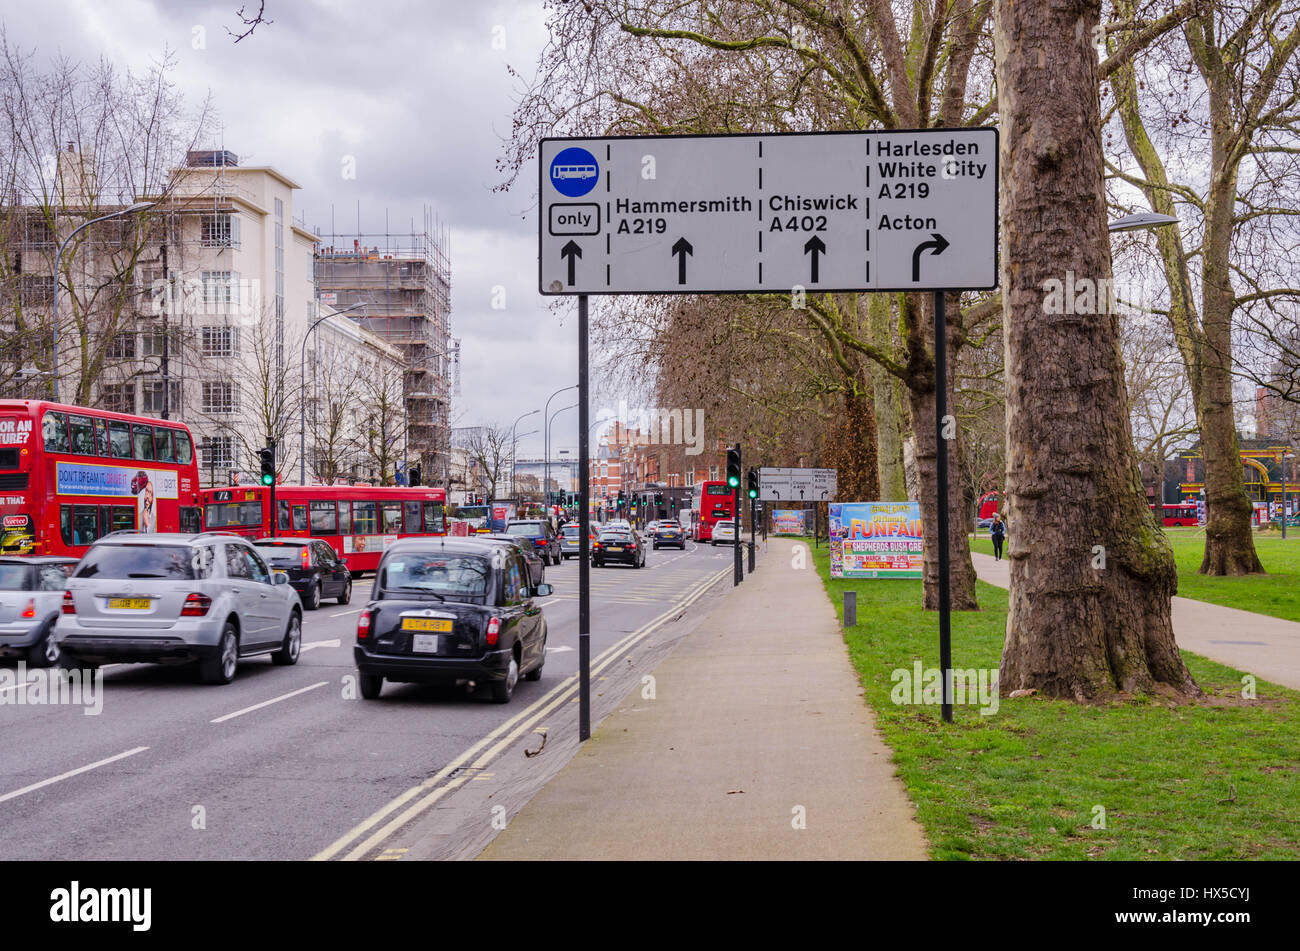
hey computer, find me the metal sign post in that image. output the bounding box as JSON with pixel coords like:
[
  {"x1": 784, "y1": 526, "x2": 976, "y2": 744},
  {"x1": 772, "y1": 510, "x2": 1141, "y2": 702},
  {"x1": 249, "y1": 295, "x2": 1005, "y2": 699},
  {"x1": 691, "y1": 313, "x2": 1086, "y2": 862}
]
[
  {"x1": 578, "y1": 295, "x2": 592, "y2": 741},
  {"x1": 934, "y1": 291, "x2": 953, "y2": 724}
]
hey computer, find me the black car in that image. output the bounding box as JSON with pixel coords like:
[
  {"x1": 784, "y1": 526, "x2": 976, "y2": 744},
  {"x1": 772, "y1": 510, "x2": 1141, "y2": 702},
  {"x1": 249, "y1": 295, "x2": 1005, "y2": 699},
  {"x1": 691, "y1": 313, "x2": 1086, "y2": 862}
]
[
  {"x1": 253, "y1": 538, "x2": 353, "y2": 610},
  {"x1": 504, "y1": 520, "x2": 562, "y2": 566},
  {"x1": 479, "y1": 534, "x2": 546, "y2": 586},
  {"x1": 652, "y1": 520, "x2": 686, "y2": 550},
  {"x1": 592, "y1": 528, "x2": 645, "y2": 568},
  {"x1": 354, "y1": 538, "x2": 551, "y2": 703}
]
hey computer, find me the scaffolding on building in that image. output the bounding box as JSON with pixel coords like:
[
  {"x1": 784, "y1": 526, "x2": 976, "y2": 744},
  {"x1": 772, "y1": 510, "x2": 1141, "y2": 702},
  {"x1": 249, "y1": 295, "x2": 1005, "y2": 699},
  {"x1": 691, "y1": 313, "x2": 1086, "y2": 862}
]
[{"x1": 313, "y1": 205, "x2": 453, "y2": 480}]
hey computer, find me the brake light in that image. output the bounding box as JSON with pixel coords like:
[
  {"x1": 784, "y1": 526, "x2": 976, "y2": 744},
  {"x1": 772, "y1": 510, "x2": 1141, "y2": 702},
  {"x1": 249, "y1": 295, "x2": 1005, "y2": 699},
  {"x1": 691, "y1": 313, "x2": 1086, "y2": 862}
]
[
  {"x1": 593, "y1": 541, "x2": 602, "y2": 549},
  {"x1": 62, "y1": 591, "x2": 75, "y2": 615},
  {"x1": 356, "y1": 610, "x2": 371, "y2": 641},
  {"x1": 533, "y1": 537, "x2": 547, "y2": 546},
  {"x1": 181, "y1": 592, "x2": 212, "y2": 617},
  {"x1": 486, "y1": 616, "x2": 501, "y2": 647},
  {"x1": 302, "y1": 547, "x2": 311, "y2": 569},
  {"x1": 21, "y1": 598, "x2": 36, "y2": 619}
]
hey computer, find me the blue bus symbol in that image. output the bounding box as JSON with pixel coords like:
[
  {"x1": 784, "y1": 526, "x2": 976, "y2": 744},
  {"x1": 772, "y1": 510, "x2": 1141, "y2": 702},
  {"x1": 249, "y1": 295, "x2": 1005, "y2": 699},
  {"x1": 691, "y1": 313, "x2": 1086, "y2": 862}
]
[{"x1": 550, "y1": 147, "x2": 599, "y2": 197}]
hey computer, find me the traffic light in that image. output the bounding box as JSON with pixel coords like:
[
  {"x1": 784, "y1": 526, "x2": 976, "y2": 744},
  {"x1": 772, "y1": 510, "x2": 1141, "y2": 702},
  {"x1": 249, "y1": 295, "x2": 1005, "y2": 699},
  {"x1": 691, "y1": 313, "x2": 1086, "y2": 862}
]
[
  {"x1": 747, "y1": 468, "x2": 759, "y2": 500},
  {"x1": 258, "y1": 445, "x2": 275, "y2": 486},
  {"x1": 409, "y1": 465, "x2": 421, "y2": 487},
  {"x1": 726, "y1": 446, "x2": 742, "y2": 488},
  {"x1": 655, "y1": 492, "x2": 664, "y2": 506},
  {"x1": 617, "y1": 490, "x2": 625, "y2": 508}
]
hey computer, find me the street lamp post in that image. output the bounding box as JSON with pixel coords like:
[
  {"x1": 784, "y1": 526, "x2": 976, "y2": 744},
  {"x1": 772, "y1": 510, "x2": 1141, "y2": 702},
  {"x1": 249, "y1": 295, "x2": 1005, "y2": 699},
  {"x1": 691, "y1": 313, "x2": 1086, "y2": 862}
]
[
  {"x1": 543, "y1": 384, "x2": 578, "y2": 508},
  {"x1": 299, "y1": 302, "x2": 366, "y2": 484},
  {"x1": 50, "y1": 201, "x2": 155, "y2": 402},
  {"x1": 547, "y1": 401, "x2": 578, "y2": 506},
  {"x1": 509, "y1": 409, "x2": 540, "y2": 498}
]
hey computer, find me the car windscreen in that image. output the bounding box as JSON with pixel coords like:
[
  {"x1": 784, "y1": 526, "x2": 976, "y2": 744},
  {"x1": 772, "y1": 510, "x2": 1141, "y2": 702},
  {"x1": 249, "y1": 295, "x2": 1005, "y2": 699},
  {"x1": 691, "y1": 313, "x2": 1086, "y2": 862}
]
[
  {"x1": 505, "y1": 523, "x2": 543, "y2": 537},
  {"x1": 0, "y1": 563, "x2": 32, "y2": 590},
  {"x1": 74, "y1": 545, "x2": 198, "y2": 580},
  {"x1": 255, "y1": 544, "x2": 308, "y2": 567},
  {"x1": 562, "y1": 526, "x2": 579, "y2": 536},
  {"x1": 204, "y1": 501, "x2": 264, "y2": 528},
  {"x1": 599, "y1": 532, "x2": 632, "y2": 542},
  {"x1": 380, "y1": 554, "x2": 491, "y2": 598}
]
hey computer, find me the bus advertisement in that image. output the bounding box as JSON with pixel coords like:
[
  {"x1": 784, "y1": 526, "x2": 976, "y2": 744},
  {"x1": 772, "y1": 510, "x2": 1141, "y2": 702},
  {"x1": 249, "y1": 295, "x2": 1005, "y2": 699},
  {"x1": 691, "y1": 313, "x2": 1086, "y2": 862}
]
[
  {"x1": 0, "y1": 400, "x2": 202, "y2": 557},
  {"x1": 202, "y1": 484, "x2": 448, "y2": 573},
  {"x1": 689, "y1": 480, "x2": 734, "y2": 542}
]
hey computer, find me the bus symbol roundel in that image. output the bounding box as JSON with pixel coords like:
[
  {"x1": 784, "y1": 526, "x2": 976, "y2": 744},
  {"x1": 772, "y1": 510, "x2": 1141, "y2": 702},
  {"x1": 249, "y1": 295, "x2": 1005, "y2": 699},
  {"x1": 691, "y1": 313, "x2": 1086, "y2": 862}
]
[{"x1": 550, "y1": 147, "x2": 599, "y2": 198}]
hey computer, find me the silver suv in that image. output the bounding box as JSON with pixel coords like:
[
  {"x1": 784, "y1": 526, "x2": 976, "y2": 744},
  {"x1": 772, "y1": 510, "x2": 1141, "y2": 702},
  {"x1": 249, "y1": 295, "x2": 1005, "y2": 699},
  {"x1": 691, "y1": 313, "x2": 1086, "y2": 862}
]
[
  {"x1": 55, "y1": 532, "x2": 302, "y2": 684},
  {"x1": 0, "y1": 556, "x2": 79, "y2": 666}
]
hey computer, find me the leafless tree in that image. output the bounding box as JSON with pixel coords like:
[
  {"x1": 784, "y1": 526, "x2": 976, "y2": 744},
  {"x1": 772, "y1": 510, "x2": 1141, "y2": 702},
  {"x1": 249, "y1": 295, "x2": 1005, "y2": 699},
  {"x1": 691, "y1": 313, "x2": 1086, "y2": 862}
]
[{"x1": 463, "y1": 424, "x2": 512, "y2": 501}]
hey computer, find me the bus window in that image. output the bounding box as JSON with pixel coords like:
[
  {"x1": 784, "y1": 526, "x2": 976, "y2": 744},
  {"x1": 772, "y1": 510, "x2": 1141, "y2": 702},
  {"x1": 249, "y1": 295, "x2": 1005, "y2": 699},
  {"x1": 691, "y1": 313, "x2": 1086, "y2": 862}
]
[
  {"x1": 381, "y1": 502, "x2": 402, "y2": 534},
  {"x1": 404, "y1": 501, "x2": 422, "y2": 533},
  {"x1": 338, "y1": 501, "x2": 352, "y2": 534},
  {"x1": 43, "y1": 412, "x2": 69, "y2": 452},
  {"x1": 65, "y1": 505, "x2": 100, "y2": 545},
  {"x1": 278, "y1": 499, "x2": 292, "y2": 531},
  {"x1": 155, "y1": 428, "x2": 176, "y2": 463},
  {"x1": 108, "y1": 421, "x2": 132, "y2": 458},
  {"x1": 179, "y1": 506, "x2": 201, "y2": 533},
  {"x1": 293, "y1": 504, "x2": 309, "y2": 532},
  {"x1": 112, "y1": 506, "x2": 136, "y2": 533},
  {"x1": 69, "y1": 415, "x2": 95, "y2": 455},
  {"x1": 310, "y1": 500, "x2": 337, "y2": 535},
  {"x1": 60, "y1": 506, "x2": 72, "y2": 546},
  {"x1": 94, "y1": 417, "x2": 110, "y2": 456},
  {"x1": 132, "y1": 424, "x2": 156, "y2": 460},
  {"x1": 175, "y1": 430, "x2": 194, "y2": 465},
  {"x1": 423, "y1": 501, "x2": 445, "y2": 534},
  {"x1": 353, "y1": 501, "x2": 377, "y2": 535}
]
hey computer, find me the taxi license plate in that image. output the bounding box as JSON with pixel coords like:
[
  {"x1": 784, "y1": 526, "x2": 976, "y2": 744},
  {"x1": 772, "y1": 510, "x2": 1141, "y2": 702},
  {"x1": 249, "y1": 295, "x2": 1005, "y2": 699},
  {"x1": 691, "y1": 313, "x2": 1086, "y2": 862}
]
[
  {"x1": 411, "y1": 633, "x2": 440, "y2": 654},
  {"x1": 402, "y1": 618, "x2": 453, "y2": 632},
  {"x1": 607, "y1": 546, "x2": 624, "y2": 552},
  {"x1": 107, "y1": 598, "x2": 151, "y2": 610}
]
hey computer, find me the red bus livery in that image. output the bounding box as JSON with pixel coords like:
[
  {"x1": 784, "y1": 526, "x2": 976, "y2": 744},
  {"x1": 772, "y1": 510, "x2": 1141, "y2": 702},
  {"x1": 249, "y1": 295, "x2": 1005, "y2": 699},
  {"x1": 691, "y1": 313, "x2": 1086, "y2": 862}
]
[
  {"x1": 0, "y1": 400, "x2": 202, "y2": 557},
  {"x1": 1152, "y1": 503, "x2": 1198, "y2": 527},
  {"x1": 202, "y1": 484, "x2": 448, "y2": 573},
  {"x1": 689, "y1": 480, "x2": 734, "y2": 542}
]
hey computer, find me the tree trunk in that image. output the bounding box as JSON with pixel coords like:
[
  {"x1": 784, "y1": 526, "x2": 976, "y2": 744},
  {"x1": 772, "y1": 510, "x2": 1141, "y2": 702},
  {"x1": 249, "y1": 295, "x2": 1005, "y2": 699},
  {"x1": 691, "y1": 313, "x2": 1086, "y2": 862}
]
[
  {"x1": 824, "y1": 386, "x2": 881, "y2": 505},
  {"x1": 866, "y1": 294, "x2": 910, "y2": 501},
  {"x1": 995, "y1": 0, "x2": 1198, "y2": 700},
  {"x1": 908, "y1": 318, "x2": 979, "y2": 613}
]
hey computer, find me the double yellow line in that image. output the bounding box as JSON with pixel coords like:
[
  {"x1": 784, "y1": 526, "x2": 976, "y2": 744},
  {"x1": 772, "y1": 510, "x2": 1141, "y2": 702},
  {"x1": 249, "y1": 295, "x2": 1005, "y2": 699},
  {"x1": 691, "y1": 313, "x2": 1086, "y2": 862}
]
[{"x1": 312, "y1": 565, "x2": 731, "y2": 861}]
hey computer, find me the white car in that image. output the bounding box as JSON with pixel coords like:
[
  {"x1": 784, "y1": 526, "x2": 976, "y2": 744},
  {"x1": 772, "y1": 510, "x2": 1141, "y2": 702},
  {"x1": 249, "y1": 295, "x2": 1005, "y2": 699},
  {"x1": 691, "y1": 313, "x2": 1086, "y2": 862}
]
[{"x1": 711, "y1": 520, "x2": 737, "y2": 545}]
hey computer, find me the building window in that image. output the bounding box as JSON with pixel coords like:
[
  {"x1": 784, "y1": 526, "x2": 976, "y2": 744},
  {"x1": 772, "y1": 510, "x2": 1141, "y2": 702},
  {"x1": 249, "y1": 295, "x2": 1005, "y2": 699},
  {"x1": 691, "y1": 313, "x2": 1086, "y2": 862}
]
[
  {"x1": 142, "y1": 381, "x2": 182, "y2": 414},
  {"x1": 201, "y1": 326, "x2": 238, "y2": 356},
  {"x1": 140, "y1": 332, "x2": 167, "y2": 358},
  {"x1": 200, "y1": 436, "x2": 234, "y2": 471},
  {"x1": 201, "y1": 382, "x2": 238, "y2": 415},
  {"x1": 708, "y1": 466, "x2": 718, "y2": 482},
  {"x1": 105, "y1": 333, "x2": 136, "y2": 360},
  {"x1": 100, "y1": 383, "x2": 135, "y2": 414},
  {"x1": 19, "y1": 275, "x2": 55, "y2": 306},
  {"x1": 685, "y1": 470, "x2": 695, "y2": 487},
  {"x1": 200, "y1": 213, "x2": 240, "y2": 248},
  {"x1": 201, "y1": 271, "x2": 240, "y2": 310}
]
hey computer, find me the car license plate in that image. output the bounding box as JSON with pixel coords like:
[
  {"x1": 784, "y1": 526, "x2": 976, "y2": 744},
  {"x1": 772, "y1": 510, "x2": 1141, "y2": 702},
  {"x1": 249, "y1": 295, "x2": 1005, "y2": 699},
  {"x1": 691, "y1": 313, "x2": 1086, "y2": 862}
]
[
  {"x1": 402, "y1": 617, "x2": 453, "y2": 632},
  {"x1": 607, "y1": 546, "x2": 623, "y2": 552},
  {"x1": 107, "y1": 598, "x2": 151, "y2": 610},
  {"x1": 411, "y1": 633, "x2": 440, "y2": 653}
]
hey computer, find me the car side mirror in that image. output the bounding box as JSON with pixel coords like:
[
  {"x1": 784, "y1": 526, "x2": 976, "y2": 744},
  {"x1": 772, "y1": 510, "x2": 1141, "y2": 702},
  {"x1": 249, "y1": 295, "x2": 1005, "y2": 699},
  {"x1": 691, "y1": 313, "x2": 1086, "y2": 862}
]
[
  {"x1": 273, "y1": 573, "x2": 289, "y2": 585},
  {"x1": 533, "y1": 583, "x2": 553, "y2": 597}
]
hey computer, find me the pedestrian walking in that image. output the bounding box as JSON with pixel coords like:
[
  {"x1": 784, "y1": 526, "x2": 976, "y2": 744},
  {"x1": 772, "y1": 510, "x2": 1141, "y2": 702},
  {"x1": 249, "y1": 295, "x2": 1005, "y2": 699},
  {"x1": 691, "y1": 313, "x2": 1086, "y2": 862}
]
[{"x1": 990, "y1": 512, "x2": 1006, "y2": 561}]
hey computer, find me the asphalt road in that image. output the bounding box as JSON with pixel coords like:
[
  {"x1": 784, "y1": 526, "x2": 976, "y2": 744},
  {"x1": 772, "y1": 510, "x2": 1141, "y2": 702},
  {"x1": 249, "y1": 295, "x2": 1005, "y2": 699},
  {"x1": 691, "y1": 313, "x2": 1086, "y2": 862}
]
[{"x1": 0, "y1": 537, "x2": 741, "y2": 860}]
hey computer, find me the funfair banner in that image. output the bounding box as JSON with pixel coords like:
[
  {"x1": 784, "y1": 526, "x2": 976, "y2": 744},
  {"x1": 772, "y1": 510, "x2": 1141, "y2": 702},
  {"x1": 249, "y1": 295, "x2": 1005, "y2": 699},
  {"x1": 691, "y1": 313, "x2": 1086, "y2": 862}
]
[
  {"x1": 771, "y1": 509, "x2": 810, "y2": 535},
  {"x1": 829, "y1": 501, "x2": 923, "y2": 579}
]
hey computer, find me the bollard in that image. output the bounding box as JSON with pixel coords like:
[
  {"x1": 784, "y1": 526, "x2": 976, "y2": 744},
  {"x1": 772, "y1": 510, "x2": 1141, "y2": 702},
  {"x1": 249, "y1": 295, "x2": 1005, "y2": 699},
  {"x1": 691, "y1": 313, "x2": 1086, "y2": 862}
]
[{"x1": 844, "y1": 590, "x2": 857, "y2": 628}]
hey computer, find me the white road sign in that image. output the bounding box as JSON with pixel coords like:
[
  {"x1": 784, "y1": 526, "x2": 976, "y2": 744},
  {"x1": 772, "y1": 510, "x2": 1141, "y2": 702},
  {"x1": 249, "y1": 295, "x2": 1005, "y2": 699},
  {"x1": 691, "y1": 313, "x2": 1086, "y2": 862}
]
[
  {"x1": 759, "y1": 467, "x2": 838, "y2": 502},
  {"x1": 539, "y1": 129, "x2": 997, "y2": 295}
]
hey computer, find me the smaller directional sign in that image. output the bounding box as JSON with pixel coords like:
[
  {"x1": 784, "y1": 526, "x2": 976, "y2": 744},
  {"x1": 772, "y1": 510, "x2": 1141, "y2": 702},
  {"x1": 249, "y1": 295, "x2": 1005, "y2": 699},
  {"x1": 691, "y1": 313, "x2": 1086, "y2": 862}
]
[{"x1": 759, "y1": 467, "x2": 838, "y2": 502}]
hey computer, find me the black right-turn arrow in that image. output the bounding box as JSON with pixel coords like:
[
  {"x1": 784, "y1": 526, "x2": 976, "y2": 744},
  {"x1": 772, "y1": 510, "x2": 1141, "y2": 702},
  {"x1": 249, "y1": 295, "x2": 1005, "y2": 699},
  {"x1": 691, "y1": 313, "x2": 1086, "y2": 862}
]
[{"x1": 911, "y1": 232, "x2": 950, "y2": 282}]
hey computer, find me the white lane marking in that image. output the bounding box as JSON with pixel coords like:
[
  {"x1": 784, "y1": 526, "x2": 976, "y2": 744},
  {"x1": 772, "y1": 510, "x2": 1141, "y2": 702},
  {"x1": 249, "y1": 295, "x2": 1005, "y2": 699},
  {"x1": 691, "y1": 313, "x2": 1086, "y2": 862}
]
[
  {"x1": 329, "y1": 608, "x2": 362, "y2": 618},
  {"x1": 210, "y1": 681, "x2": 329, "y2": 724},
  {"x1": 0, "y1": 746, "x2": 149, "y2": 805},
  {"x1": 301, "y1": 639, "x2": 341, "y2": 652},
  {"x1": 537, "y1": 598, "x2": 562, "y2": 607},
  {"x1": 546, "y1": 646, "x2": 575, "y2": 653}
]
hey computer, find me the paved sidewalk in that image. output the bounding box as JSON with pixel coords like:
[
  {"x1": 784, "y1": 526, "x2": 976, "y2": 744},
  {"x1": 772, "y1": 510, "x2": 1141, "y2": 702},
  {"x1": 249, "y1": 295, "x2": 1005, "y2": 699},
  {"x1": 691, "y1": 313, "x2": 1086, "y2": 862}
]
[
  {"x1": 478, "y1": 537, "x2": 928, "y2": 860},
  {"x1": 972, "y1": 552, "x2": 1300, "y2": 690}
]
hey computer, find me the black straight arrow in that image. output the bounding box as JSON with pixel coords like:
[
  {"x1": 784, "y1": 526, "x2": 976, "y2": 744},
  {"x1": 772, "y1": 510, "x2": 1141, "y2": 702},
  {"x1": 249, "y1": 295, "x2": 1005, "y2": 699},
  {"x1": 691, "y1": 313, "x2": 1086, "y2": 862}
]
[
  {"x1": 671, "y1": 237, "x2": 693, "y2": 285},
  {"x1": 561, "y1": 240, "x2": 582, "y2": 286},
  {"x1": 911, "y1": 232, "x2": 950, "y2": 282},
  {"x1": 804, "y1": 235, "x2": 826, "y2": 283}
]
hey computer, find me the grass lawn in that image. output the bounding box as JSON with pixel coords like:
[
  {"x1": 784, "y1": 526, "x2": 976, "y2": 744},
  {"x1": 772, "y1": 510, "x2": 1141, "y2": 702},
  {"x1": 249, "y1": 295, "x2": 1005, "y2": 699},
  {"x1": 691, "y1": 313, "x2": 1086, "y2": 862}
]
[
  {"x1": 814, "y1": 545, "x2": 1300, "y2": 860},
  {"x1": 970, "y1": 528, "x2": 1300, "y2": 623}
]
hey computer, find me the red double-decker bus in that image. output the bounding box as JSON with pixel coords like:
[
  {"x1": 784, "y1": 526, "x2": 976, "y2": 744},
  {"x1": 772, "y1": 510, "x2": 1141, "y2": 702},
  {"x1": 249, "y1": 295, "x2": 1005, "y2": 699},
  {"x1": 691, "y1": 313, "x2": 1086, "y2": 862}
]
[
  {"x1": 202, "y1": 484, "x2": 448, "y2": 573},
  {"x1": 0, "y1": 400, "x2": 203, "y2": 557},
  {"x1": 1151, "y1": 502, "x2": 1199, "y2": 527},
  {"x1": 689, "y1": 480, "x2": 734, "y2": 542}
]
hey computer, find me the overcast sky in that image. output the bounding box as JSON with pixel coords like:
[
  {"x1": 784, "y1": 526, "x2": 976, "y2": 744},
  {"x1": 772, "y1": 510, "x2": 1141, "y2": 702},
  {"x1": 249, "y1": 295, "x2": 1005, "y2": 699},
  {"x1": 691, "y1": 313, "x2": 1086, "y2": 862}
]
[{"x1": 1, "y1": 0, "x2": 601, "y2": 458}]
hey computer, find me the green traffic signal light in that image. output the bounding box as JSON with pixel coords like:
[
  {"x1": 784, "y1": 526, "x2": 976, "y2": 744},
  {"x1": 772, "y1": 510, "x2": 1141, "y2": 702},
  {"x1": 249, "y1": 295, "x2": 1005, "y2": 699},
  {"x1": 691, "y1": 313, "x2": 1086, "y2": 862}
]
[{"x1": 261, "y1": 473, "x2": 274, "y2": 486}]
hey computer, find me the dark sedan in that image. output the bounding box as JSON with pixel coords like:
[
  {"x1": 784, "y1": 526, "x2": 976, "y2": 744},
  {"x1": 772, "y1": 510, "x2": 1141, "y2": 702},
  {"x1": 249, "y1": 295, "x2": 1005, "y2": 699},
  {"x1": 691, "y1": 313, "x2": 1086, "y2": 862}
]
[
  {"x1": 354, "y1": 539, "x2": 551, "y2": 703},
  {"x1": 652, "y1": 520, "x2": 686, "y2": 550},
  {"x1": 592, "y1": 528, "x2": 645, "y2": 568},
  {"x1": 479, "y1": 534, "x2": 546, "y2": 586},
  {"x1": 253, "y1": 538, "x2": 353, "y2": 609},
  {"x1": 504, "y1": 520, "x2": 562, "y2": 566}
]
